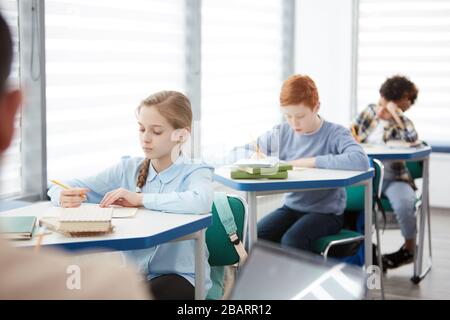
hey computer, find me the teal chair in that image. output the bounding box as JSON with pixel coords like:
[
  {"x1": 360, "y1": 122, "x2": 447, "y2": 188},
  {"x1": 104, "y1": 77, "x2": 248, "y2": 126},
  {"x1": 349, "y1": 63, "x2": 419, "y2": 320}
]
[
  {"x1": 312, "y1": 159, "x2": 384, "y2": 263},
  {"x1": 206, "y1": 193, "x2": 248, "y2": 299},
  {"x1": 312, "y1": 159, "x2": 386, "y2": 299}
]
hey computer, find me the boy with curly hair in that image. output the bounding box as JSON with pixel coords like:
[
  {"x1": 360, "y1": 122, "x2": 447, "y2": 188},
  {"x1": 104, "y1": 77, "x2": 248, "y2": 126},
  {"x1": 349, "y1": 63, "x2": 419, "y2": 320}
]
[{"x1": 352, "y1": 75, "x2": 420, "y2": 269}]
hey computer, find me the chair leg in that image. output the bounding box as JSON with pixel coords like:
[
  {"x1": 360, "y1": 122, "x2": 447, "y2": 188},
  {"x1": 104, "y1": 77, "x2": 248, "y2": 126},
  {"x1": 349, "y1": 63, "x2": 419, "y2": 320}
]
[
  {"x1": 411, "y1": 158, "x2": 432, "y2": 284},
  {"x1": 323, "y1": 249, "x2": 328, "y2": 262},
  {"x1": 374, "y1": 209, "x2": 385, "y2": 300},
  {"x1": 412, "y1": 198, "x2": 433, "y2": 284},
  {"x1": 427, "y1": 195, "x2": 433, "y2": 263}
]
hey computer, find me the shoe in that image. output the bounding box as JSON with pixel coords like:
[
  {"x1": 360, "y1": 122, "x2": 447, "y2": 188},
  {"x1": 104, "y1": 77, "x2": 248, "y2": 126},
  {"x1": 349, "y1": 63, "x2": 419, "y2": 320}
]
[
  {"x1": 382, "y1": 245, "x2": 414, "y2": 270},
  {"x1": 372, "y1": 244, "x2": 388, "y2": 273}
]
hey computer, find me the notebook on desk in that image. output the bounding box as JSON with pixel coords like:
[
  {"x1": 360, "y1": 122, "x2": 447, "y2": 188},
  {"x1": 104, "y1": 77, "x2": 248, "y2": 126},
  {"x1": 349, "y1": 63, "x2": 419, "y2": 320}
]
[
  {"x1": 362, "y1": 140, "x2": 423, "y2": 149},
  {"x1": 0, "y1": 216, "x2": 37, "y2": 240},
  {"x1": 230, "y1": 159, "x2": 293, "y2": 180},
  {"x1": 40, "y1": 204, "x2": 120, "y2": 236},
  {"x1": 108, "y1": 205, "x2": 139, "y2": 218},
  {"x1": 385, "y1": 140, "x2": 423, "y2": 148},
  {"x1": 233, "y1": 157, "x2": 279, "y2": 168}
]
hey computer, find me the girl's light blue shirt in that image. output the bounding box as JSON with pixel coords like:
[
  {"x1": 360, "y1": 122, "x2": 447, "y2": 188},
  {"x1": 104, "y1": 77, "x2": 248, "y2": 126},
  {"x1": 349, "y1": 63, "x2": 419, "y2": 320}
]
[{"x1": 47, "y1": 155, "x2": 214, "y2": 290}]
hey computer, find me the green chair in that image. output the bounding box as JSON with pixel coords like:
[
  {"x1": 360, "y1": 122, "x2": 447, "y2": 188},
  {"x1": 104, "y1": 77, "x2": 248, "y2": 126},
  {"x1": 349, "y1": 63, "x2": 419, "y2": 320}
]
[
  {"x1": 312, "y1": 229, "x2": 365, "y2": 258},
  {"x1": 312, "y1": 158, "x2": 386, "y2": 299},
  {"x1": 206, "y1": 193, "x2": 248, "y2": 299},
  {"x1": 312, "y1": 159, "x2": 384, "y2": 263}
]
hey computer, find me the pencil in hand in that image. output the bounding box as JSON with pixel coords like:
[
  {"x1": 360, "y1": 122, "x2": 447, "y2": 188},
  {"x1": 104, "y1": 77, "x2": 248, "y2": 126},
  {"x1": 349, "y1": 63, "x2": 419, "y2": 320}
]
[
  {"x1": 254, "y1": 141, "x2": 261, "y2": 160},
  {"x1": 249, "y1": 134, "x2": 263, "y2": 160},
  {"x1": 351, "y1": 124, "x2": 360, "y2": 143},
  {"x1": 49, "y1": 179, "x2": 87, "y2": 200}
]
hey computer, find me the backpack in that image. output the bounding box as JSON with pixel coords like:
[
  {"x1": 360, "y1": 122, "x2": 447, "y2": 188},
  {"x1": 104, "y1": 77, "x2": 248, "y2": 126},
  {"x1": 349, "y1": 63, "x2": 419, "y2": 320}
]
[{"x1": 206, "y1": 192, "x2": 248, "y2": 300}]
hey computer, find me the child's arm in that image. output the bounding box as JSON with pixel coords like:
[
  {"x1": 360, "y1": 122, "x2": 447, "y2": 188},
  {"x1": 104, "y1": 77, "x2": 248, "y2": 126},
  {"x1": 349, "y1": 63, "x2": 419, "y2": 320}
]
[
  {"x1": 350, "y1": 105, "x2": 372, "y2": 143},
  {"x1": 288, "y1": 157, "x2": 316, "y2": 168},
  {"x1": 315, "y1": 127, "x2": 370, "y2": 171},
  {"x1": 47, "y1": 158, "x2": 125, "y2": 206},
  {"x1": 386, "y1": 104, "x2": 418, "y2": 143},
  {"x1": 230, "y1": 125, "x2": 282, "y2": 160},
  {"x1": 141, "y1": 168, "x2": 214, "y2": 214}
]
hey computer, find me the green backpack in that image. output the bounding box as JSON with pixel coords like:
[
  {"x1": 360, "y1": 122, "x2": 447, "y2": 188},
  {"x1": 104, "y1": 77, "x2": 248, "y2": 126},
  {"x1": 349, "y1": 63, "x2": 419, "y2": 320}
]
[{"x1": 206, "y1": 192, "x2": 247, "y2": 300}]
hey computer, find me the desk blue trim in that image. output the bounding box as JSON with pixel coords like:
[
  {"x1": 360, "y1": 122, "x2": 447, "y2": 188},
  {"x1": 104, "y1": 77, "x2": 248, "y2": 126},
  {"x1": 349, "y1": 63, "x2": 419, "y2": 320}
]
[
  {"x1": 430, "y1": 144, "x2": 450, "y2": 153},
  {"x1": 214, "y1": 170, "x2": 374, "y2": 192},
  {"x1": 44, "y1": 214, "x2": 213, "y2": 252},
  {"x1": 366, "y1": 147, "x2": 432, "y2": 161},
  {"x1": 3, "y1": 201, "x2": 213, "y2": 252}
]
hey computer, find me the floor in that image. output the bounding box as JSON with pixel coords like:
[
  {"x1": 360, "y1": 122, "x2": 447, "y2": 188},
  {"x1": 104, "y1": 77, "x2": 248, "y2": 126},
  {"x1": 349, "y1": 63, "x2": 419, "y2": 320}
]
[
  {"x1": 371, "y1": 207, "x2": 450, "y2": 300},
  {"x1": 218, "y1": 186, "x2": 450, "y2": 300}
]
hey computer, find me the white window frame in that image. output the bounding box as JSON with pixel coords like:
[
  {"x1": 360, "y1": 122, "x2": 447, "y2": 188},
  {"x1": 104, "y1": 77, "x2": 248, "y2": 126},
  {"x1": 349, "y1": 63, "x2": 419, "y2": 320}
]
[{"x1": 4, "y1": 0, "x2": 295, "y2": 201}]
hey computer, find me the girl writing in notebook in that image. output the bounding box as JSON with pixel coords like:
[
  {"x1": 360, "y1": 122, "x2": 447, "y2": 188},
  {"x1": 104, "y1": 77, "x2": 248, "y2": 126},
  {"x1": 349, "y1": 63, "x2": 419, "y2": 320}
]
[{"x1": 48, "y1": 91, "x2": 214, "y2": 299}]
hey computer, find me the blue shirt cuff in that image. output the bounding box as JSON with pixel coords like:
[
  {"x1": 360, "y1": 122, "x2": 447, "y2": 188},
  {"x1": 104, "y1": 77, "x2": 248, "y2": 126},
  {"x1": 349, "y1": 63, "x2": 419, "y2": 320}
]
[
  {"x1": 315, "y1": 155, "x2": 329, "y2": 169},
  {"x1": 142, "y1": 193, "x2": 158, "y2": 210}
]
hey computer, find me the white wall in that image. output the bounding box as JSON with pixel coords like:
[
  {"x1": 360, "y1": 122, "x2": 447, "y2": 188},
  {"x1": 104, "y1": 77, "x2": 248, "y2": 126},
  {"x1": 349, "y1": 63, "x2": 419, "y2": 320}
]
[
  {"x1": 294, "y1": 0, "x2": 450, "y2": 208},
  {"x1": 295, "y1": 0, "x2": 354, "y2": 126},
  {"x1": 429, "y1": 154, "x2": 450, "y2": 208}
]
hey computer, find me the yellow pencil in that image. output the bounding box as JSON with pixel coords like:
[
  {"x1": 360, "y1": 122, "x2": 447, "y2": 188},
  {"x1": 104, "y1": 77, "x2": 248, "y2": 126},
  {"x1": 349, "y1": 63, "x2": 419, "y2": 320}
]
[
  {"x1": 351, "y1": 125, "x2": 360, "y2": 143},
  {"x1": 49, "y1": 179, "x2": 70, "y2": 190},
  {"x1": 49, "y1": 179, "x2": 87, "y2": 199},
  {"x1": 249, "y1": 134, "x2": 262, "y2": 160},
  {"x1": 254, "y1": 141, "x2": 261, "y2": 160}
]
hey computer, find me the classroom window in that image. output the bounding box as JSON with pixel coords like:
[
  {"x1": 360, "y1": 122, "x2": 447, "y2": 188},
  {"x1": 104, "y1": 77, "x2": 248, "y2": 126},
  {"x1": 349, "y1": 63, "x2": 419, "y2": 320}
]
[
  {"x1": 201, "y1": 0, "x2": 285, "y2": 164},
  {"x1": 45, "y1": 0, "x2": 187, "y2": 181},
  {"x1": 0, "y1": 0, "x2": 20, "y2": 198},
  {"x1": 357, "y1": 0, "x2": 450, "y2": 144}
]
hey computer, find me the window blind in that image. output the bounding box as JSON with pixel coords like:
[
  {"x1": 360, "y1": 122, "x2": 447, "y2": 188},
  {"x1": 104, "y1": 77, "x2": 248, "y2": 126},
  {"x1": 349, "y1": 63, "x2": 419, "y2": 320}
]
[
  {"x1": 201, "y1": 0, "x2": 284, "y2": 164},
  {"x1": 357, "y1": 0, "x2": 450, "y2": 144},
  {"x1": 45, "y1": 0, "x2": 187, "y2": 181}
]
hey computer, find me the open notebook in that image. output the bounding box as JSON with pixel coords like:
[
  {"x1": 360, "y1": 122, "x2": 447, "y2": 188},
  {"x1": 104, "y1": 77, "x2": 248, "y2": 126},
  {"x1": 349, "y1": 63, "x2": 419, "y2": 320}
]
[
  {"x1": 233, "y1": 156, "x2": 279, "y2": 168},
  {"x1": 45, "y1": 203, "x2": 138, "y2": 219}
]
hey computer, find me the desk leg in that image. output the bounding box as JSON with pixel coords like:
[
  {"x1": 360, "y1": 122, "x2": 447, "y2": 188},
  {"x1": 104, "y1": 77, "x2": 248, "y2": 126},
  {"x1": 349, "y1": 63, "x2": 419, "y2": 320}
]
[
  {"x1": 195, "y1": 229, "x2": 206, "y2": 300},
  {"x1": 246, "y1": 192, "x2": 257, "y2": 251},
  {"x1": 413, "y1": 157, "x2": 432, "y2": 283},
  {"x1": 364, "y1": 179, "x2": 373, "y2": 269},
  {"x1": 374, "y1": 202, "x2": 385, "y2": 300}
]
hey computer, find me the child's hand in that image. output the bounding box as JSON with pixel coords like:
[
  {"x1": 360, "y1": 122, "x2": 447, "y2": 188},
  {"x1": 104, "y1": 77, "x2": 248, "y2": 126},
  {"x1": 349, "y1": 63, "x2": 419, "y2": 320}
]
[
  {"x1": 376, "y1": 104, "x2": 391, "y2": 120},
  {"x1": 60, "y1": 188, "x2": 89, "y2": 208},
  {"x1": 288, "y1": 158, "x2": 316, "y2": 168},
  {"x1": 385, "y1": 101, "x2": 405, "y2": 129},
  {"x1": 250, "y1": 151, "x2": 265, "y2": 160},
  {"x1": 99, "y1": 188, "x2": 143, "y2": 208},
  {"x1": 351, "y1": 124, "x2": 360, "y2": 143}
]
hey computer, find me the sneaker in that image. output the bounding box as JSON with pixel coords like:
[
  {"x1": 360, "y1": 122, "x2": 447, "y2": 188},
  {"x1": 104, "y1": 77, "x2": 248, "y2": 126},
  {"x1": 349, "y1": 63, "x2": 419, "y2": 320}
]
[{"x1": 382, "y1": 245, "x2": 414, "y2": 270}]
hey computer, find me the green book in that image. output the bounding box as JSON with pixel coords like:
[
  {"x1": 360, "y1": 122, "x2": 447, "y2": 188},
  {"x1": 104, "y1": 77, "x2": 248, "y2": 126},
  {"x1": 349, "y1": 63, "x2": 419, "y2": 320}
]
[
  {"x1": 231, "y1": 170, "x2": 288, "y2": 180},
  {"x1": 239, "y1": 162, "x2": 293, "y2": 175},
  {"x1": 0, "y1": 216, "x2": 37, "y2": 240}
]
